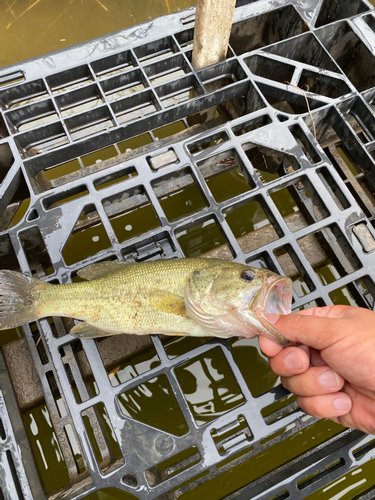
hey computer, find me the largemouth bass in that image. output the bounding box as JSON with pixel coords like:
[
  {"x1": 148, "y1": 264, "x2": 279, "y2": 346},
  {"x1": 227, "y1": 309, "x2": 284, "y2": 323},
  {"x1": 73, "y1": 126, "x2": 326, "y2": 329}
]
[{"x1": 0, "y1": 258, "x2": 292, "y2": 345}]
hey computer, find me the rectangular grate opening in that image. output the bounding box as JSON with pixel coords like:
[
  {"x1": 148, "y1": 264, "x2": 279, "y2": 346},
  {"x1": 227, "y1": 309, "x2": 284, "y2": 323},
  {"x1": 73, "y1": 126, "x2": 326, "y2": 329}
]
[
  {"x1": 224, "y1": 196, "x2": 282, "y2": 254},
  {"x1": 47, "y1": 65, "x2": 94, "y2": 94},
  {"x1": 298, "y1": 224, "x2": 362, "y2": 282},
  {"x1": 211, "y1": 415, "x2": 252, "y2": 456},
  {"x1": 81, "y1": 402, "x2": 124, "y2": 474},
  {"x1": 59, "y1": 341, "x2": 100, "y2": 403},
  {"x1": 111, "y1": 89, "x2": 159, "y2": 123},
  {"x1": 66, "y1": 106, "x2": 115, "y2": 141},
  {"x1": 0, "y1": 79, "x2": 46, "y2": 109},
  {"x1": 19, "y1": 226, "x2": 54, "y2": 276},
  {"x1": 91, "y1": 50, "x2": 137, "y2": 79},
  {"x1": 288, "y1": 124, "x2": 321, "y2": 164},
  {"x1": 152, "y1": 167, "x2": 208, "y2": 222},
  {"x1": 229, "y1": 5, "x2": 308, "y2": 54},
  {"x1": 317, "y1": 22, "x2": 375, "y2": 92},
  {"x1": 188, "y1": 130, "x2": 229, "y2": 154},
  {"x1": 245, "y1": 54, "x2": 295, "y2": 84},
  {"x1": 6, "y1": 450, "x2": 25, "y2": 500},
  {"x1": 56, "y1": 84, "x2": 105, "y2": 117},
  {"x1": 176, "y1": 216, "x2": 233, "y2": 259},
  {"x1": 100, "y1": 69, "x2": 148, "y2": 102},
  {"x1": 232, "y1": 113, "x2": 272, "y2": 136},
  {"x1": 5, "y1": 99, "x2": 59, "y2": 133},
  {"x1": 103, "y1": 185, "x2": 161, "y2": 243},
  {"x1": 93, "y1": 165, "x2": 138, "y2": 190},
  {"x1": 16, "y1": 122, "x2": 69, "y2": 158},
  {"x1": 261, "y1": 394, "x2": 299, "y2": 425},
  {"x1": 82, "y1": 145, "x2": 119, "y2": 168},
  {"x1": 44, "y1": 158, "x2": 81, "y2": 181},
  {"x1": 297, "y1": 458, "x2": 345, "y2": 489},
  {"x1": 198, "y1": 148, "x2": 255, "y2": 203},
  {"x1": 155, "y1": 74, "x2": 203, "y2": 107},
  {"x1": 316, "y1": 167, "x2": 350, "y2": 210},
  {"x1": 144, "y1": 54, "x2": 191, "y2": 86},
  {"x1": 43, "y1": 185, "x2": 89, "y2": 210},
  {"x1": 134, "y1": 36, "x2": 179, "y2": 65},
  {"x1": 274, "y1": 244, "x2": 316, "y2": 295},
  {"x1": 198, "y1": 59, "x2": 247, "y2": 92}
]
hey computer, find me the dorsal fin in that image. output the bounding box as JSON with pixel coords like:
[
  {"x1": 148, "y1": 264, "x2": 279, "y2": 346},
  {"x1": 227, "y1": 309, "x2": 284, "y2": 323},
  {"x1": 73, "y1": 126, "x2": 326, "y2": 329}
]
[{"x1": 77, "y1": 261, "x2": 132, "y2": 281}]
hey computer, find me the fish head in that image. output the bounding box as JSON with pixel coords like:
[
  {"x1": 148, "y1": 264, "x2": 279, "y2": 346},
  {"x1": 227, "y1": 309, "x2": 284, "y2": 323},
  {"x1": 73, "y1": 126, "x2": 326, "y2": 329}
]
[{"x1": 185, "y1": 264, "x2": 292, "y2": 345}]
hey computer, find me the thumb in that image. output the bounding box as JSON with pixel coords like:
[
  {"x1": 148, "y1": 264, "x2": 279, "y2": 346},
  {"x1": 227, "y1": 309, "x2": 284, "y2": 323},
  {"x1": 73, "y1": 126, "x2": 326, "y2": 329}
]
[{"x1": 265, "y1": 305, "x2": 356, "y2": 350}]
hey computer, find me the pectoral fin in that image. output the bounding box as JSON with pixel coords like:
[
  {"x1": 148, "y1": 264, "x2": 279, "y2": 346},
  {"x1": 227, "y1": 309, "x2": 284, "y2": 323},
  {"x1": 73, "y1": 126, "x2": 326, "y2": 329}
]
[
  {"x1": 77, "y1": 261, "x2": 132, "y2": 281},
  {"x1": 70, "y1": 322, "x2": 109, "y2": 338},
  {"x1": 149, "y1": 290, "x2": 187, "y2": 317}
]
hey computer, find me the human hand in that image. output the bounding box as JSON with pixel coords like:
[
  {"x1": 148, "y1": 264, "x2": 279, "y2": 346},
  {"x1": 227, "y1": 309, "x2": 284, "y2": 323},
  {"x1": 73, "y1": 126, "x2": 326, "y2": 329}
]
[{"x1": 259, "y1": 305, "x2": 375, "y2": 434}]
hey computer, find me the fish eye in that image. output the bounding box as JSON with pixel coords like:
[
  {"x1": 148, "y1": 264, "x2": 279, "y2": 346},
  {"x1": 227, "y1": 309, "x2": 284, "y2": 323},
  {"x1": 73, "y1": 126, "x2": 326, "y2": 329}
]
[{"x1": 241, "y1": 270, "x2": 255, "y2": 282}]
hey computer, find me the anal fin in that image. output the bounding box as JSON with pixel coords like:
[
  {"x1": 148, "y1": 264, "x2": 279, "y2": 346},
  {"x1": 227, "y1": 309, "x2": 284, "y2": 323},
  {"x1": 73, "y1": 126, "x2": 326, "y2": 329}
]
[{"x1": 70, "y1": 322, "x2": 110, "y2": 338}]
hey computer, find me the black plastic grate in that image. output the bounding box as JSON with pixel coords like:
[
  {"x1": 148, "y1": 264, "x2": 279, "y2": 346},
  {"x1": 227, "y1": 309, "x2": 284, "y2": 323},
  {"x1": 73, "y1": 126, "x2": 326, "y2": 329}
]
[{"x1": 0, "y1": 0, "x2": 375, "y2": 499}]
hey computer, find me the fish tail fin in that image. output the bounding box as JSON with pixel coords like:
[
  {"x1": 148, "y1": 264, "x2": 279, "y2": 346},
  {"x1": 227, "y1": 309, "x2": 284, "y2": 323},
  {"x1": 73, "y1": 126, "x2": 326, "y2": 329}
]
[{"x1": 0, "y1": 270, "x2": 43, "y2": 330}]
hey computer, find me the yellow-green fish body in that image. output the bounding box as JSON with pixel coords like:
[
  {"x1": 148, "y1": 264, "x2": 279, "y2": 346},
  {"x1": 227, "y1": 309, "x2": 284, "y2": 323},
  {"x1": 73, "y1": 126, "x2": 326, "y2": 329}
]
[{"x1": 0, "y1": 258, "x2": 292, "y2": 345}]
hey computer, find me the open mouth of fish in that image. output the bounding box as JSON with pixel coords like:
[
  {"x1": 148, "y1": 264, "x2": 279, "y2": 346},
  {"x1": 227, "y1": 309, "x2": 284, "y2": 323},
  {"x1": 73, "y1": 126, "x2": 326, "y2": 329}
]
[
  {"x1": 262, "y1": 278, "x2": 292, "y2": 316},
  {"x1": 252, "y1": 277, "x2": 293, "y2": 346}
]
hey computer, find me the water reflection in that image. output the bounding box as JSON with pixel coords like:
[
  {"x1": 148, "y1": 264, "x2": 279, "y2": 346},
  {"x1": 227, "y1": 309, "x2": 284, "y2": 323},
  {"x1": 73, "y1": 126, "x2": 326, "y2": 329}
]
[
  {"x1": 117, "y1": 373, "x2": 189, "y2": 436},
  {"x1": 108, "y1": 349, "x2": 160, "y2": 387},
  {"x1": 176, "y1": 218, "x2": 227, "y2": 258},
  {"x1": 175, "y1": 347, "x2": 245, "y2": 425},
  {"x1": 23, "y1": 404, "x2": 70, "y2": 493},
  {"x1": 229, "y1": 337, "x2": 279, "y2": 398},
  {"x1": 206, "y1": 166, "x2": 253, "y2": 203}
]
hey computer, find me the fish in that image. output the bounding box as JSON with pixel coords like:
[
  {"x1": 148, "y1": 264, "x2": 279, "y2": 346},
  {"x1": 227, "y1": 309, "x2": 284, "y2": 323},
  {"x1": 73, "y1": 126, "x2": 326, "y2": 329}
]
[{"x1": 0, "y1": 258, "x2": 292, "y2": 345}]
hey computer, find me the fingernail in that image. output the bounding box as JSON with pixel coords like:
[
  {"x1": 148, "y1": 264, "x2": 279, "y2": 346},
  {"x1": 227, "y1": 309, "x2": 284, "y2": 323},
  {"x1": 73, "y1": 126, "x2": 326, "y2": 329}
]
[
  {"x1": 319, "y1": 370, "x2": 340, "y2": 388},
  {"x1": 333, "y1": 397, "x2": 351, "y2": 412},
  {"x1": 285, "y1": 351, "x2": 302, "y2": 370},
  {"x1": 264, "y1": 314, "x2": 280, "y2": 325}
]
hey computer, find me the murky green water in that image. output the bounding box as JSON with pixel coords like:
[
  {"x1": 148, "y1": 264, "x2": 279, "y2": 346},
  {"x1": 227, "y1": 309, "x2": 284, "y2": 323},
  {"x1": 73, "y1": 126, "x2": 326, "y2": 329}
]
[{"x1": 0, "y1": 0, "x2": 196, "y2": 68}]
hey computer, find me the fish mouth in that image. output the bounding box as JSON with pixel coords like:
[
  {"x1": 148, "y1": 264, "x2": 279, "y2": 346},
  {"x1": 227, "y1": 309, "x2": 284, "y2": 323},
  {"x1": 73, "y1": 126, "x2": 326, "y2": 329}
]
[
  {"x1": 254, "y1": 277, "x2": 293, "y2": 347},
  {"x1": 230, "y1": 276, "x2": 293, "y2": 346},
  {"x1": 263, "y1": 278, "x2": 293, "y2": 316}
]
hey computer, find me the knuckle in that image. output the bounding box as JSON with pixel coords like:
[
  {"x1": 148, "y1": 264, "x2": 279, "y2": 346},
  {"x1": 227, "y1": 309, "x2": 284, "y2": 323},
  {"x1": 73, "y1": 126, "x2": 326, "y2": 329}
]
[
  {"x1": 297, "y1": 396, "x2": 327, "y2": 419},
  {"x1": 290, "y1": 313, "x2": 305, "y2": 330},
  {"x1": 281, "y1": 371, "x2": 315, "y2": 397},
  {"x1": 269, "y1": 356, "x2": 283, "y2": 376},
  {"x1": 280, "y1": 376, "x2": 293, "y2": 391}
]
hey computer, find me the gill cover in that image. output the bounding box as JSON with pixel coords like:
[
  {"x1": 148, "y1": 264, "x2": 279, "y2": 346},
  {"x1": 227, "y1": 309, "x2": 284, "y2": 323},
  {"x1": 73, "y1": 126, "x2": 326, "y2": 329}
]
[{"x1": 184, "y1": 266, "x2": 263, "y2": 338}]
